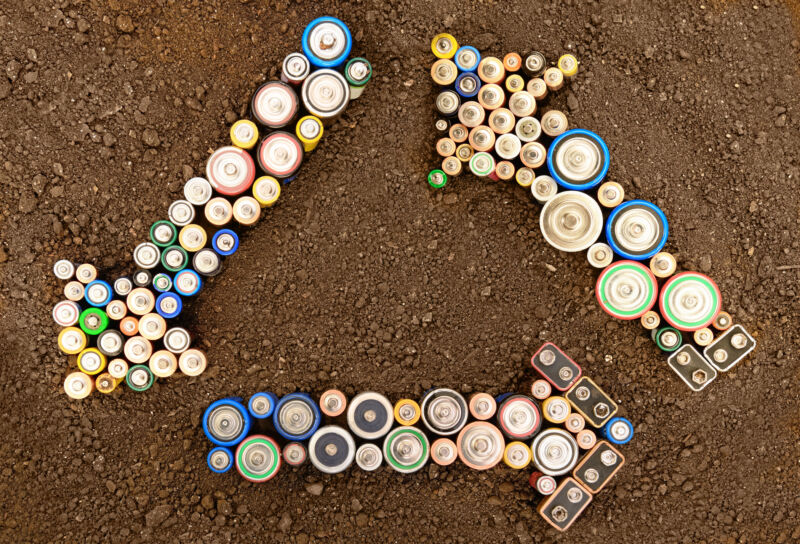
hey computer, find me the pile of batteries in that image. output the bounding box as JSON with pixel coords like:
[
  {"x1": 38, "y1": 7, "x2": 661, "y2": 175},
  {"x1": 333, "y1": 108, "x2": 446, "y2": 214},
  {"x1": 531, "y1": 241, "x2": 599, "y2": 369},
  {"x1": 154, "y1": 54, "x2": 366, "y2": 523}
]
[
  {"x1": 51, "y1": 16, "x2": 372, "y2": 400},
  {"x1": 427, "y1": 33, "x2": 756, "y2": 392},
  {"x1": 202, "y1": 342, "x2": 631, "y2": 532}
]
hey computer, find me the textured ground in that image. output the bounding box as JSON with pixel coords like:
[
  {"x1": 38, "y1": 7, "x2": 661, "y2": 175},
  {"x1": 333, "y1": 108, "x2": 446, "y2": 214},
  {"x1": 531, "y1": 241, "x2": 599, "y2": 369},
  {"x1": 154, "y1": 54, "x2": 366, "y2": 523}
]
[{"x1": 1, "y1": 0, "x2": 799, "y2": 542}]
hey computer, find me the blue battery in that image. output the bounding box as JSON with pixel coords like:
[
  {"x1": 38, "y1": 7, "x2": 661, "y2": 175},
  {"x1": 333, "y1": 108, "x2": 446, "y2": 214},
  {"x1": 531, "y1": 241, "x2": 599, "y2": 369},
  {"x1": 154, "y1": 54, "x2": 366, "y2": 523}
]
[
  {"x1": 605, "y1": 200, "x2": 669, "y2": 261},
  {"x1": 84, "y1": 280, "x2": 113, "y2": 307},
  {"x1": 155, "y1": 292, "x2": 182, "y2": 319},
  {"x1": 174, "y1": 269, "x2": 202, "y2": 297},
  {"x1": 212, "y1": 229, "x2": 239, "y2": 257},
  {"x1": 547, "y1": 129, "x2": 610, "y2": 191},
  {"x1": 248, "y1": 391, "x2": 279, "y2": 419},
  {"x1": 602, "y1": 416, "x2": 634, "y2": 445},
  {"x1": 207, "y1": 446, "x2": 234, "y2": 473},
  {"x1": 455, "y1": 72, "x2": 480, "y2": 99},
  {"x1": 454, "y1": 45, "x2": 481, "y2": 72},
  {"x1": 203, "y1": 398, "x2": 252, "y2": 447},
  {"x1": 302, "y1": 16, "x2": 352, "y2": 69},
  {"x1": 272, "y1": 392, "x2": 321, "y2": 441}
]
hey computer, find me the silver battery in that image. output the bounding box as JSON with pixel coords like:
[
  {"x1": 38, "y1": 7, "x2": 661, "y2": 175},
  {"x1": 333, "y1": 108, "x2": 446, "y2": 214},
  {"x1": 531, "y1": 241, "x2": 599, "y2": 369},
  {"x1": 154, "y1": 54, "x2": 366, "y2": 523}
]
[
  {"x1": 383, "y1": 427, "x2": 429, "y2": 474},
  {"x1": 301, "y1": 69, "x2": 350, "y2": 122},
  {"x1": 52, "y1": 300, "x2": 81, "y2": 327},
  {"x1": 436, "y1": 90, "x2": 460, "y2": 117},
  {"x1": 282, "y1": 52, "x2": 310, "y2": 85},
  {"x1": 532, "y1": 175, "x2": 558, "y2": 205},
  {"x1": 515, "y1": 116, "x2": 542, "y2": 143},
  {"x1": 133, "y1": 242, "x2": 160, "y2": 269},
  {"x1": 606, "y1": 420, "x2": 632, "y2": 443},
  {"x1": 113, "y1": 277, "x2": 133, "y2": 297},
  {"x1": 97, "y1": 329, "x2": 124, "y2": 357},
  {"x1": 355, "y1": 443, "x2": 383, "y2": 472},
  {"x1": 163, "y1": 327, "x2": 191, "y2": 353},
  {"x1": 206, "y1": 402, "x2": 246, "y2": 444},
  {"x1": 133, "y1": 270, "x2": 152, "y2": 288},
  {"x1": 193, "y1": 249, "x2": 221, "y2": 276},
  {"x1": 277, "y1": 398, "x2": 316, "y2": 437},
  {"x1": 53, "y1": 259, "x2": 75, "y2": 280},
  {"x1": 420, "y1": 388, "x2": 468, "y2": 436},
  {"x1": 587, "y1": 243, "x2": 614, "y2": 269},
  {"x1": 346, "y1": 391, "x2": 394, "y2": 440},
  {"x1": 457, "y1": 421, "x2": 505, "y2": 470},
  {"x1": 168, "y1": 200, "x2": 195, "y2": 227},
  {"x1": 184, "y1": 177, "x2": 213, "y2": 206},
  {"x1": 531, "y1": 428, "x2": 579, "y2": 476},
  {"x1": 457, "y1": 101, "x2": 485, "y2": 128},
  {"x1": 539, "y1": 191, "x2": 603, "y2": 252},
  {"x1": 308, "y1": 425, "x2": 356, "y2": 474},
  {"x1": 508, "y1": 91, "x2": 536, "y2": 118},
  {"x1": 495, "y1": 133, "x2": 522, "y2": 161}
]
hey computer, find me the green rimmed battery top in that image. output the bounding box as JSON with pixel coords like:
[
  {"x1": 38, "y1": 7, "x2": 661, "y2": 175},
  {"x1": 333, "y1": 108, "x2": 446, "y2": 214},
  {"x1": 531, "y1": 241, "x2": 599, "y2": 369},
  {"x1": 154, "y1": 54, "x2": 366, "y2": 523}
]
[
  {"x1": 78, "y1": 307, "x2": 109, "y2": 336},
  {"x1": 149, "y1": 220, "x2": 178, "y2": 248},
  {"x1": 428, "y1": 169, "x2": 447, "y2": 189},
  {"x1": 126, "y1": 364, "x2": 155, "y2": 392},
  {"x1": 160, "y1": 245, "x2": 189, "y2": 273}
]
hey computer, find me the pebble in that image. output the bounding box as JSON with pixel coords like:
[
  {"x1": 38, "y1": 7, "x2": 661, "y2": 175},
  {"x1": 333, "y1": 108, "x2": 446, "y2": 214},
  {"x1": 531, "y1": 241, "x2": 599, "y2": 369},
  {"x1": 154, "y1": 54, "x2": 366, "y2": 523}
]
[
  {"x1": 142, "y1": 128, "x2": 160, "y2": 147},
  {"x1": 116, "y1": 14, "x2": 134, "y2": 33},
  {"x1": 145, "y1": 504, "x2": 173, "y2": 527},
  {"x1": 278, "y1": 512, "x2": 292, "y2": 532},
  {"x1": 306, "y1": 482, "x2": 324, "y2": 496}
]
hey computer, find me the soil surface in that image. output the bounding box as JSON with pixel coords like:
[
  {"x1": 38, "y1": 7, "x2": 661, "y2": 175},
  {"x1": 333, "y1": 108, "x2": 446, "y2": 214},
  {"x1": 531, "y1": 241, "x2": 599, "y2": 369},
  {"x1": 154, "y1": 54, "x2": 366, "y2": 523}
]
[{"x1": 1, "y1": 0, "x2": 799, "y2": 542}]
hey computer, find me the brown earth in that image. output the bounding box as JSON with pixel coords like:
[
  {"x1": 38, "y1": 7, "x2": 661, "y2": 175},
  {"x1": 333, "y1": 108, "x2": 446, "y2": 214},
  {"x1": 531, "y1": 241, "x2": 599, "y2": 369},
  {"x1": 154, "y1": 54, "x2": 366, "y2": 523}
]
[{"x1": 1, "y1": 0, "x2": 799, "y2": 542}]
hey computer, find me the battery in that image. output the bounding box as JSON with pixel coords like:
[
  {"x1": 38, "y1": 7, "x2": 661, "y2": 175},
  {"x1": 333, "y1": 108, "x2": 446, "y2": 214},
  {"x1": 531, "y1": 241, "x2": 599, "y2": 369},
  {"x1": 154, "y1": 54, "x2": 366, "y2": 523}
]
[
  {"x1": 167, "y1": 200, "x2": 195, "y2": 227},
  {"x1": 235, "y1": 435, "x2": 281, "y2": 482},
  {"x1": 107, "y1": 358, "x2": 129, "y2": 380},
  {"x1": 233, "y1": 196, "x2": 261, "y2": 226},
  {"x1": 163, "y1": 327, "x2": 192, "y2": 353},
  {"x1": 454, "y1": 45, "x2": 480, "y2": 71},
  {"x1": 531, "y1": 175, "x2": 558, "y2": 204},
  {"x1": 178, "y1": 224, "x2": 207, "y2": 252},
  {"x1": 494, "y1": 161, "x2": 515, "y2": 181},
  {"x1": 251, "y1": 81, "x2": 299, "y2": 129},
  {"x1": 693, "y1": 327, "x2": 714, "y2": 347},
  {"x1": 113, "y1": 277, "x2": 133, "y2": 297},
  {"x1": 640, "y1": 310, "x2": 661, "y2": 330},
  {"x1": 531, "y1": 343, "x2": 583, "y2": 392},
  {"x1": 436, "y1": 137, "x2": 456, "y2": 157},
  {"x1": 468, "y1": 126, "x2": 495, "y2": 152},
  {"x1": 527, "y1": 77, "x2": 548, "y2": 100},
  {"x1": 532, "y1": 428, "x2": 579, "y2": 476},
  {"x1": 454, "y1": 71, "x2": 480, "y2": 99},
  {"x1": 456, "y1": 421, "x2": 505, "y2": 470},
  {"x1": 149, "y1": 350, "x2": 177, "y2": 378},
  {"x1": 477, "y1": 83, "x2": 504, "y2": 110},
  {"x1": 77, "y1": 348, "x2": 106, "y2": 375},
  {"x1": 161, "y1": 245, "x2": 189, "y2": 273},
  {"x1": 508, "y1": 91, "x2": 536, "y2": 118},
  {"x1": 503, "y1": 52, "x2": 522, "y2": 72},
  {"x1": 596, "y1": 261, "x2": 658, "y2": 320},
  {"x1": 295, "y1": 116, "x2": 324, "y2": 155},
  {"x1": 124, "y1": 336, "x2": 153, "y2": 364},
  {"x1": 515, "y1": 167, "x2": 534, "y2": 188},
  {"x1": 78, "y1": 307, "x2": 109, "y2": 336},
  {"x1": 542, "y1": 396, "x2": 571, "y2": 425},
  {"x1": 469, "y1": 152, "x2": 495, "y2": 178},
  {"x1": 347, "y1": 391, "x2": 394, "y2": 440},
  {"x1": 565, "y1": 377, "x2": 618, "y2": 428},
  {"x1": 713, "y1": 311, "x2": 733, "y2": 331},
  {"x1": 659, "y1": 272, "x2": 721, "y2": 331},
  {"x1": 203, "y1": 398, "x2": 252, "y2": 447},
  {"x1": 127, "y1": 287, "x2": 155, "y2": 316},
  {"x1": 64, "y1": 371, "x2": 93, "y2": 400},
  {"x1": 257, "y1": 131, "x2": 304, "y2": 179},
  {"x1": 281, "y1": 52, "x2": 311, "y2": 86},
  {"x1": 458, "y1": 101, "x2": 485, "y2": 128},
  {"x1": 193, "y1": 249, "x2": 221, "y2": 277},
  {"x1": 455, "y1": 144, "x2": 474, "y2": 163},
  {"x1": 435, "y1": 119, "x2": 449, "y2": 133},
  {"x1": 212, "y1": 229, "x2": 239, "y2": 256},
  {"x1": 178, "y1": 348, "x2": 207, "y2": 376},
  {"x1": 301, "y1": 69, "x2": 350, "y2": 123},
  {"x1": 540, "y1": 191, "x2": 603, "y2": 252},
  {"x1": 436, "y1": 90, "x2": 461, "y2": 118},
  {"x1": 420, "y1": 388, "x2": 469, "y2": 436},
  {"x1": 606, "y1": 200, "x2": 669, "y2": 261},
  {"x1": 547, "y1": 129, "x2": 609, "y2": 191},
  {"x1": 448, "y1": 123, "x2": 468, "y2": 143},
  {"x1": 206, "y1": 146, "x2": 256, "y2": 196},
  {"x1": 468, "y1": 392, "x2": 497, "y2": 420},
  {"x1": 53, "y1": 300, "x2": 81, "y2": 327},
  {"x1": 53, "y1": 259, "x2": 75, "y2": 280},
  {"x1": 520, "y1": 141, "x2": 546, "y2": 168},
  {"x1": 125, "y1": 364, "x2": 155, "y2": 392},
  {"x1": 184, "y1": 177, "x2": 213, "y2": 206},
  {"x1": 522, "y1": 51, "x2": 546, "y2": 78},
  {"x1": 273, "y1": 392, "x2": 321, "y2": 441},
  {"x1": 119, "y1": 316, "x2": 138, "y2": 336},
  {"x1": 355, "y1": 443, "x2": 383, "y2": 471},
  {"x1": 248, "y1": 392, "x2": 278, "y2": 419},
  {"x1": 320, "y1": 389, "x2": 347, "y2": 418},
  {"x1": 133, "y1": 270, "x2": 152, "y2": 288},
  {"x1": 230, "y1": 119, "x2": 259, "y2": 150},
  {"x1": 132, "y1": 242, "x2": 160, "y2": 270},
  {"x1": 477, "y1": 56, "x2": 505, "y2": 84},
  {"x1": 150, "y1": 220, "x2": 178, "y2": 248},
  {"x1": 383, "y1": 426, "x2": 430, "y2": 474},
  {"x1": 75, "y1": 263, "x2": 98, "y2": 284},
  {"x1": 308, "y1": 425, "x2": 356, "y2": 474},
  {"x1": 541, "y1": 110, "x2": 569, "y2": 138},
  {"x1": 503, "y1": 441, "x2": 532, "y2": 469},
  {"x1": 597, "y1": 181, "x2": 624, "y2": 208},
  {"x1": 703, "y1": 324, "x2": 756, "y2": 373},
  {"x1": 155, "y1": 292, "x2": 182, "y2": 320},
  {"x1": 488, "y1": 108, "x2": 515, "y2": 135},
  {"x1": 251, "y1": 176, "x2": 282, "y2": 210},
  {"x1": 505, "y1": 73, "x2": 525, "y2": 93},
  {"x1": 601, "y1": 417, "x2": 633, "y2": 445},
  {"x1": 431, "y1": 58, "x2": 458, "y2": 86},
  {"x1": 427, "y1": 169, "x2": 447, "y2": 189},
  {"x1": 543, "y1": 67, "x2": 564, "y2": 92},
  {"x1": 573, "y1": 440, "x2": 625, "y2": 495},
  {"x1": 558, "y1": 54, "x2": 579, "y2": 79},
  {"x1": 587, "y1": 242, "x2": 614, "y2": 269},
  {"x1": 95, "y1": 373, "x2": 119, "y2": 395},
  {"x1": 283, "y1": 442, "x2": 307, "y2": 467},
  {"x1": 650, "y1": 252, "x2": 677, "y2": 279},
  {"x1": 345, "y1": 57, "x2": 372, "y2": 99},
  {"x1": 529, "y1": 472, "x2": 557, "y2": 496},
  {"x1": 394, "y1": 398, "x2": 421, "y2": 426},
  {"x1": 538, "y1": 477, "x2": 593, "y2": 532},
  {"x1": 531, "y1": 379, "x2": 552, "y2": 401},
  {"x1": 97, "y1": 329, "x2": 124, "y2": 357},
  {"x1": 576, "y1": 429, "x2": 597, "y2": 450},
  {"x1": 442, "y1": 156, "x2": 462, "y2": 177},
  {"x1": 174, "y1": 269, "x2": 202, "y2": 297},
  {"x1": 139, "y1": 313, "x2": 167, "y2": 341},
  {"x1": 668, "y1": 344, "x2": 718, "y2": 391},
  {"x1": 565, "y1": 413, "x2": 586, "y2": 434},
  {"x1": 431, "y1": 437, "x2": 457, "y2": 466},
  {"x1": 304, "y1": 17, "x2": 352, "y2": 68},
  {"x1": 496, "y1": 394, "x2": 541, "y2": 440},
  {"x1": 207, "y1": 447, "x2": 233, "y2": 473}
]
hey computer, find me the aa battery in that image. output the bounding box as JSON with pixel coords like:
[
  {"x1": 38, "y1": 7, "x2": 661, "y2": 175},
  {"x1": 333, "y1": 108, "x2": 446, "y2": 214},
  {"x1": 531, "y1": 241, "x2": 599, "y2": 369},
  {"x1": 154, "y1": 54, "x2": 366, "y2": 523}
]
[
  {"x1": 703, "y1": 324, "x2": 756, "y2": 373},
  {"x1": 587, "y1": 242, "x2": 614, "y2": 269},
  {"x1": 203, "y1": 398, "x2": 252, "y2": 447},
  {"x1": 531, "y1": 175, "x2": 558, "y2": 204},
  {"x1": 184, "y1": 177, "x2": 213, "y2": 206},
  {"x1": 127, "y1": 287, "x2": 155, "y2": 316},
  {"x1": 431, "y1": 58, "x2": 457, "y2": 86},
  {"x1": 503, "y1": 441, "x2": 532, "y2": 469},
  {"x1": 78, "y1": 307, "x2": 109, "y2": 336},
  {"x1": 206, "y1": 146, "x2": 256, "y2": 196},
  {"x1": 435, "y1": 119, "x2": 449, "y2": 133},
  {"x1": 431, "y1": 438, "x2": 457, "y2": 466},
  {"x1": 355, "y1": 443, "x2": 383, "y2": 471},
  {"x1": 125, "y1": 364, "x2": 155, "y2": 392},
  {"x1": 454, "y1": 72, "x2": 480, "y2": 99},
  {"x1": 529, "y1": 472, "x2": 557, "y2": 496},
  {"x1": 595, "y1": 260, "x2": 658, "y2": 320},
  {"x1": 457, "y1": 101, "x2": 484, "y2": 127},
  {"x1": 77, "y1": 348, "x2": 106, "y2": 375},
  {"x1": 542, "y1": 396, "x2": 571, "y2": 425},
  {"x1": 193, "y1": 249, "x2": 222, "y2": 277},
  {"x1": 301, "y1": 69, "x2": 350, "y2": 123},
  {"x1": 713, "y1": 311, "x2": 733, "y2": 331},
  {"x1": 541, "y1": 110, "x2": 568, "y2": 138},
  {"x1": 139, "y1": 313, "x2": 167, "y2": 341},
  {"x1": 477, "y1": 56, "x2": 505, "y2": 84},
  {"x1": 515, "y1": 167, "x2": 534, "y2": 188},
  {"x1": 640, "y1": 310, "x2": 661, "y2": 330},
  {"x1": 308, "y1": 425, "x2": 356, "y2": 474},
  {"x1": 650, "y1": 251, "x2": 677, "y2": 279},
  {"x1": 532, "y1": 428, "x2": 579, "y2": 476},
  {"x1": 455, "y1": 144, "x2": 473, "y2": 162},
  {"x1": 64, "y1": 281, "x2": 84, "y2": 301},
  {"x1": 539, "y1": 191, "x2": 603, "y2": 252},
  {"x1": 515, "y1": 116, "x2": 542, "y2": 143},
  {"x1": 543, "y1": 67, "x2": 564, "y2": 92},
  {"x1": 112, "y1": 277, "x2": 133, "y2": 298},
  {"x1": 252, "y1": 176, "x2": 281, "y2": 209},
  {"x1": 155, "y1": 292, "x2": 182, "y2": 319},
  {"x1": 251, "y1": 81, "x2": 299, "y2": 129},
  {"x1": 207, "y1": 447, "x2": 234, "y2": 473},
  {"x1": 320, "y1": 389, "x2": 347, "y2": 418},
  {"x1": 75, "y1": 263, "x2": 98, "y2": 284},
  {"x1": 233, "y1": 196, "x2": 262, "y2": 226},
  {"x1": 659, "y1": 272, "x2": 721, "y2": 331},
  {"x1": 477, "y1": 83, "x2": 504, "y2": 110},
  {"x1": 565, "y1": 413, "x2": 586, "y2": 434},
  {"x1": 456, "y1": 421, "x2": 505, "y2": 470},
  {"x1": 64, "y1": 371, "x2": 94, "y2": 400},
  {"x1": 505, "y1": 73, "x2": 524, "y2": 93},
  {"x1": 246, "y1": 392, "x2": 278, "y2": 420},
  {"x1": 150, "y1": 220, "x2": 177, "y2": 248},
  {"x1": 468, "y1": 126, "x2": 495, "y2": 152},
  {"x1": 442, "y1": 156, "x2": 462, "y2": 177},
  {"x1": 531, "y1": 379, "x2": 552, "y2": 401},
  {"x1": 283, "y1": 442, "x2": 307, "y2": 467},
  {"x1": 95, "y1": 373, "x2": 120, "y2": 395},
  {"x1": 347, "y1": 391, "x2": 394, "y2": 440},
  {"x1": 296, "y1": 116, "x2": 323, "y2": 153},
  {"x1": 503, "y1": 52, "x2": 522, "y2": 72},
  {"x1": 167, "y1": 200, "x2": 195, "y2": 227},
  {"x1": 304, "y1": 16, "x2": 352, "y2": 69},
  {"x1": 149, "y1": 350, "x2": 178, "y2": 378},
  {"x1": 693, "y1": 327, "x2": 714, "y2": 347},
  {"x1": 53, "y1": 300, "x2": 81, "y2": 327},
  {"x1": 178, "y1": 348, "x2": 207, "y2": 376},
  {"x1": 427, "y1": 169, "x2": 447, "y2": 189},
  {"x1": 273, "y1": 392, "x2": 321, "y2": 441},
  {"x1": 527, "y1": 78, "x2": 548, "y2": 100},
  {"x1": 558, "y1": 54, "x2": 579, "y2": 79},
  {"x1": 572, "y1": 441, "x2": 624, "y2": 495},
  {"x1": 436, "y1": 137, "x2": 456, "y2": 157},
  {"x1": 133, "y1": 270, "x2": 152, "y2": 288},
  {"x1": 54, "y1": 259, "x2": 76, "y2": 280},
  {"x1": 383, "y1": 426, "x2": 430, "y2": 474},
  {"x1": 119, "y1": 316, "x2": 138, "y2": 336},
  {"x1": 178, "y1": 224, "x2": 207, "y2": 252},
  {"x1": 547, "y1": 129, "x2": 609, "y2": 191},
  {"x1": 345, "y1": 57, "x2": 372, "y2": 99},
  {"x1": 523, "y1": 51, "x2": 546, "y2": 78},
  {"x1": 161, "y1": 245, "x2": 189, "y2": 272},
  {"x1": 520, "y1": 142, "x2": 546, "y2": 169},
  {"x1": 420, "y1": 388, "x2": 468, "y2": 436},
  {"x1": 230, "y1": 119, "x2": 259, "y2": 150},
  {"x1": 597, "y1": 181, "x2": 624, "y2": 208},
  {"x1": 107, "y1": 358, "x2": 129, "y2": 380},
  {"x1": 174, "y1": 269, "x2": 202, "y2": 297},
  {"x1": 508, "y1": 91, "x2": 535, "y2": 118},
  {"x1": 133, "y1": 242, "x2": 160, "y2": 270},
  {"x1": 538, "y1": 477, "x2": 593, "y2": 532},
  {"x1": 576, "y1": 429, "x2": 597, "y2": 450},
  {"x1": 281, "y1": 52, "x2": 311, "y2": 86},
  {"x1": 436, "y1": 90, "x2": 460, "y2": 118},
  {"x1": 606, "y1": 200, "x2": 669, "y2": 260},
  {"x1": 454, "y1": 45, "x2": 480, "y2": 72},
  {"x1": 496, "y1": 394, "x2": 541, "y2": 440},
  {"x1": 668, "y1": 344, "x2": 718, "y2": 391},
  {"x1": 257, "y1": 131, "x2": 304, "y2": 179},
  {"x1": 494, "y1": 161, "x2": 515, "y2": 181},
  {"x1": 394, "y1": 398, "x2": 421, "y2": 426},
  {"x1": 235, "y1": 435, "x2": 281, "y2": 482},
  {"x1": 212, "y1": 229, "x2": 239, "y2": 256},
  {"x1": 565, "y1": 377, "x2": 618, "y2": 429},
  {"x1": 97, "y1": 329, "x2": 124, "y2": 357},
  {"x1": 488, "y1": 108, "x2": 515, "y2": 135},
  {"x1": 124, "y1": 336, "x2": 152, "y2": 364},
  {"x1": 163, "y1": 326, "x2": 192, "y2": 353},
  {"x1": 448, "y1": 123, "x2": 468, "y2": 143},
  {"x1": 469, "y1": 152, "x2": 495, "y2": 178},
  {"x1": 468, "y1": 393, "x2": 497, "y2": 421},
  {"x1": 601, "y1": 417, "x2": 633, "y2": 445}
]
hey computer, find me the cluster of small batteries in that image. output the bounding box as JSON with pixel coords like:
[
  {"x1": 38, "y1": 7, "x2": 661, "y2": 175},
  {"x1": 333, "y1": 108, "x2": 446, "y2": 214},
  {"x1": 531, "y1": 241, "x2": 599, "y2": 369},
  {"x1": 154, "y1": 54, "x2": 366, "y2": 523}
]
[
  {"x1": 202, "y1": 342, "x2": 631, "y2": 532},
  {"x1": 51, "y1": 17, "x2": 372, "y2": 400},
  {"x1": 427, "y1": 33, "x2": 756, "y2": 392}
]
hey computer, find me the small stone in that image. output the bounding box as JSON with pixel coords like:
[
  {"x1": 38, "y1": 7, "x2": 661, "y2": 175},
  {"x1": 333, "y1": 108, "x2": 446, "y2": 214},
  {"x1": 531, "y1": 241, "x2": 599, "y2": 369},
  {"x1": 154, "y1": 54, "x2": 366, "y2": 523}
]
[
  {"x1": 18, "y1": 191, "x2": 36, "y2": 213},
  {"x1": 103, "y1": 133, "x2": 116, "y2": 147},
  {"x1": 0, "y1": 80, "x2": 10, "y2": 100},
  {"x1": 201, "y1": 495, "x2": 214, "y2": 510},
  {"x1": 644, "y1": 46, "x2": 655, "y2": 59},
  {"x1": 567, "y1": 93, "x2": 579, "y2": 112},
  {"x1": 306, "y1": 482, "x2": 324, "y2": 496},
  {"x1": 216, "y1": 499, "x2": 232, "y2": 516},
  {"x1": 116, "y1": 14, "x2": 134, "y2": 33},
  {"x1": 278, "y1": 512, "x2": 292, "y2": 532},
  {"x1": 145, "y1": 504, "x2": 173, "y2": 527},
  {"x1": 142, "y1": 128, "x2": 160, "y2": 147},
  {"x1": 699, "y1": 255, "x2": 712, "y2": 273},
  {"x1": 443, "y1": 193, "x2": 458, "y2": 205},
  {"x1": 351, "y1": 498, "x2": 362, "y2": 513}
]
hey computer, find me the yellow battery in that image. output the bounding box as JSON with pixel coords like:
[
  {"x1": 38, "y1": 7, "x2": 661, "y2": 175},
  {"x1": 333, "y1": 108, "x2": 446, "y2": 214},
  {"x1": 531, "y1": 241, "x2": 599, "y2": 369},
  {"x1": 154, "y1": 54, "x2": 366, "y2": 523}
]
[
  {"x1": 178, "y1": 224, "x2": 207, "y2": 252},
  {"x1": 503, "y1": 441, "x2": 532, "y2": 469},
  {"x1": 431, "y1": 59, "x2": 458, "y2": 86},
  {"x1": 558, "y1": 54, "x2": 579, "y2": 78},
  {"x1": 394, "y1": 399, "x2": 420, "y2": 426},
  {"x1": 516, "y1": 167, "x2": 534, "y2": 188},
  {"x1": 77, "y1": 347, "x2": 107, "y2": 375},
  {"x1": 542, "y1": 396, "x2": 571, "y2": 424},
  {"x1": 505, "y1": 74, "x2": 525, "y2": 93},
  {"x1": 296, "y1": 115, "x2": 323, "y2": 153},
  {"x1": 58, "y1": 326, "x2": 87, "y2": 355},
  {"x1": 230, "y1": 119, "x2": 258, "y2": 150},
  {"x1": 694, "y1": 327, "x2": 714, "y2": 346},
  {"x1": 431, "y1": 33, "x2": 458, "y2": 59},
  {"x1": 253, "y1": 176, "x2": 281, "y2": 207},
  {"x1": 95, "y1": 372, "x2": 120, "y2": 394},
  {"x1": 455, "y1": 143, "x2": 474, "y2": 162}
]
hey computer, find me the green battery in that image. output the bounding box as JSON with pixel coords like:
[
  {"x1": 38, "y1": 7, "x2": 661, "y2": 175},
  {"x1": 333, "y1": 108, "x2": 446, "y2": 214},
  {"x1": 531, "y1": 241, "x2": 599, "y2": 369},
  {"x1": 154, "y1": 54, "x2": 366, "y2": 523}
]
[
  {"x1": 428, "y1": 169, "x2": 447, "y2": 189},
  {"x1": 126, "y1": 365, "x2": 155, "y2": 392},
  {"x1": 161, "y1": 245, "x2": 189, "y2": 273},
  {"x1": 79, "y1": 307, "x2": 109, "y2": 336},
  {"x1": 652, "y1": 326, "x2": 683, "y2": 352},
  {"x1": 345, "y1": 57, "x2": 372, "y2": 100},
  {"x1": 149, "y1": 220, "x2": 178, "y2": 248}
]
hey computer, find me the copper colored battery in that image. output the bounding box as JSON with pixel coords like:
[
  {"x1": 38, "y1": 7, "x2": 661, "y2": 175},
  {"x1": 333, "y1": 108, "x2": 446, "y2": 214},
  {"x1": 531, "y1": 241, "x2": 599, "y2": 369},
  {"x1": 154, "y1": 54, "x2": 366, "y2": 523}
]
[
  {"x1": 565, "y1": 413, "x2": 586, "y2": 433},
  {"x1": 477, "y1": 56, "x2": 505, "y2": 84},
  {"x1": 503, "y1": 52, "x2": 522, "y2": 72},
  {"x1": 597, "y1": 181, "x2": 624, "y2": 208},
  {"x1": 455, "y1": 144, "x2": 474, "y2": 162},
  {"x1": 531, "y1": 379, "x2": 552, "y2": 400},
  {"x1": 527, "y1": 78, "x2": 548, "y2": 100},
  {"x1": 138, "y1": 313, "x2": 167, "y2": 341},
  {"x1": 544, "y1": 67, "x2": 564, "y2": 91},
  {"x1": 576, "y1": 429, "x2": 597, "y2": 450},
  {"x1": 431, "y1": 438, "x2": 457, "y2": 466},
  {"x1": 449, "y1": 123, "x2": 468, "y2": 143},
  {"x1": 649, "y1": 252, "x2": 677, "y2": 278},
  {"x1": 119, "y1": 316, "x2": 139, "y2": 336},
  {"x1": 205, "y1": 197, "x2": 234, "y2": 227},
  {"x1": 124, "y1": 335, "x2": 153, "y2": 364},
  {"x1": 469, "y1": 125, "x2": 495, "y2": 152},
  {"x1": 468, "y1": 393, "x2": 497, "y2": 420},
  {"x1": 320, "y1": 389, "x2": 347, "y2": 417},
  {"x1": 495, "y1": 161, "x2": 515, "y2": 181},
  {"x1": 713, "y1": 311, "x2": 733, "y2": 331},
  {"x1": 540, "y1": 110, "x2": 568, "y2": 138},
  {"x1": 508, "y1": 91, "x2": 536, "y2": 118},
  {"x1": 442, "y1": 156, "x2": 462, "y2": 177},
  {"x1": 520, "y1": 141, "x2": 547, "y2": 168},
  {"x1": 75, "y1": 263, "x2": 98, "y2": 284},
  {"x1": 431, "y1": 58, "x2": 458, "y2": 86},
  {"x1": 64, "y1": 281, "x2": 84, "y2": 302},
  {"x1": 150, "y1": 350, "x2": 178, "y2": 378},
  {"x1": 694, "y1": 327, "x2": 714, "y2": 347},
  {"x1": 233, "y1": 196, "x2": 261, "y2": 226},
  {"x1": 488, "y1": 108, "x2": 515, "y2": 135},
  {"x1": 436, "y1": 137, "x2": 456, "y2": 157},
  {"x1": 477, "y1": 83, "x2": 505, "y2": 110},
  {"x1": 641, "y1": 311, "x2": 661, "y2": 330},
  {"x1": 127, "y1": 288, "x2": 155, "y2": 316}
]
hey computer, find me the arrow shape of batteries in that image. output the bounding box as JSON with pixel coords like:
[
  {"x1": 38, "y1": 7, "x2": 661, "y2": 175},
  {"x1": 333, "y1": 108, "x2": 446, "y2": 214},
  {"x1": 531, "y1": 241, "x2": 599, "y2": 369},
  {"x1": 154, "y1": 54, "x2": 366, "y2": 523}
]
[
  {"x1": 51, "y1": 16, "x2": 373, "y2": 399},
  {"x1": 426, "y1": 32, "x2": 756, "y2": 392}
]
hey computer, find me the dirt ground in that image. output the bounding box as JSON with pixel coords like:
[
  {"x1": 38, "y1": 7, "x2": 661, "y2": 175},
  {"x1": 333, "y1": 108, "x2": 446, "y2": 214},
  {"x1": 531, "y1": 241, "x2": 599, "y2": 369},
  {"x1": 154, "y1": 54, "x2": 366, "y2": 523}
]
[{"x1": 1, "y1": 0, "x2": 799, "y2": 542}]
